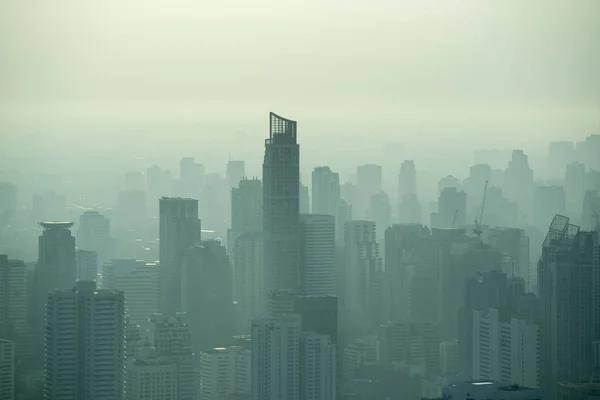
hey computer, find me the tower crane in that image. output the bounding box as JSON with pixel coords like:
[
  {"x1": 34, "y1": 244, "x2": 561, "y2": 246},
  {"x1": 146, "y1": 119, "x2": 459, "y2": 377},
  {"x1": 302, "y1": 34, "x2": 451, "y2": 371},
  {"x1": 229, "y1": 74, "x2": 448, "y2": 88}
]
[{"x1": 474, "y1": 180, "x2": 488, "y2": 241}]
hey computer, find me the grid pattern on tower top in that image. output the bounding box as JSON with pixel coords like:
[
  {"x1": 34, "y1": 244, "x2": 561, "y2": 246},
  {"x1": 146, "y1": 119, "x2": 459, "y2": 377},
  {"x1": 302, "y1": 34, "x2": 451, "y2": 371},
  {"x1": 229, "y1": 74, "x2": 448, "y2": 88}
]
[{"x1": 269, "y1": 112, "x2": 297, "y2": 144}]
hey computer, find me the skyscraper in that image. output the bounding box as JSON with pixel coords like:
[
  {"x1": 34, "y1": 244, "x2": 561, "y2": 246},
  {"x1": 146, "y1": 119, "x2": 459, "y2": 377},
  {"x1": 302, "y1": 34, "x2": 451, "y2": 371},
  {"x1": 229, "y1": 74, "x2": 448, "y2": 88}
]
[
  {"x1": 226, "y1": 160, "x2": 246, "y2": 190},
  {"x1": 199, "y1": 346, "x2": 251, "y2": 400},
  {"x1": 342, "y1": 221, "x2": 381, "y2": 330},
  {"x1": 300, "y1": 332, "x2": 336, "y2": 400},
  {"x1": 312, "y1": 166, "x2": 340, "y2": 217},
  {"x1": 398, "y1": 160, "x2": 417, "y2": 200},
  {"x1": 263, "y1": 113, "x2": 300, "y2": 294},
  {"x1": 75, "y1": 249, "x2": 98, "y2": 281},
  {"x1": 148, "y1": 313, "x2": 196, "y2": 400},
  {"x1": 182, "y1": 240, "x2": 234, "y2": 353},
  {"x1": 101, "y1": 258, "x2": 161, "y2": 330},
  {"x1": 159, "y1": 197, "x2": 201, "y2": 314},
  {"x1": 233, "y1": 232, "x2": 264, "y2": 332},
  {"x1": 0, "y1": 339, "x2": 15, "y2": 400},
  {"x1": 299, "y1": 214, "x2": 336, "y2": 296},
  {"x1": 538, "y1": 215, "x2": 598, "y2": 397},
  {"x1": 251, "y1": 314, "x2": 301, "y2": 400},
  {"x1": 76, "y1": 210, "x2": 112, "y2": 267},
  {"x1": 0, "y1": 255, "x2": 27, "y2": 342},
  {"x1": 32, "y1": 222, "x2": 76, "y2": 348},
  {"x1": 228, "y1": 178, "x2": 262, "y2": 259},
  {"x1": 356, "y1": 164, "x2": 382, "y2": 219},
  {"x1": 45, "y1": 281, "x2": 125, "y2": 400}
]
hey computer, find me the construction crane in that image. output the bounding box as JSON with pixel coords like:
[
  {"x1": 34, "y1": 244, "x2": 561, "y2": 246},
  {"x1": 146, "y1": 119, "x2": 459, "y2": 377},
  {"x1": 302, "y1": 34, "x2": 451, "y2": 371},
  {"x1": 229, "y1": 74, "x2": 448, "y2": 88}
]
[
  {"x1": 473, "y1": 180, "x2": 489, "y2": 241},
  {"x1": 451, "y1": 208, "x2": 459, "y2": 228}
]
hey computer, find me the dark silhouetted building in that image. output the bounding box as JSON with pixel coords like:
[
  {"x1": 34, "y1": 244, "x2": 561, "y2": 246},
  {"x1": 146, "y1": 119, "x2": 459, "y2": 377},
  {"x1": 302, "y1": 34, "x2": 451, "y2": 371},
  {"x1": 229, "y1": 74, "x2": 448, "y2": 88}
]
[
  {"x1": 159, "y1": 197, "x2": 201, "y2": 314},
  {"x1": 263, "y1": 113, "x2": 300, "y2": 294}
]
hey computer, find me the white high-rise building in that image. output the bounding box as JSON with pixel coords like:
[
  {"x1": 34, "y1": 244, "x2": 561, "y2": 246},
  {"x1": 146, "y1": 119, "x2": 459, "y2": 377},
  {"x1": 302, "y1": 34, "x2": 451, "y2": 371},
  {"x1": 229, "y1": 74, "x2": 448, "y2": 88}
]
[
  {"x1": 148, "y1": 313, "x2": 195, "y2": 400},
  {"x1": 75, "y1": 249, "x2": 98, "y2": 281},
  {"x1": 77, "y1": 211, "x2": 112, "y2": 267},
  {"x1": 252, "y1": 314, "x2": 301, "y2": 400},
  {"x1": 126, "y1": 347, "x2": 178, "y2": 400},
  {"x1": 45, "y1": 281, "x2": 125, "y2": 400},
  {"x1": 233, "y1": 232, "x2": 264, "y2": 332},
  {"x1": 102, "y1": 259, "x2": 160, "y2": 330},
  {"x1": 300, "y1": 214, "x2": 336, "y2": 296},
  {"x1": 472, "y1": 309, "x2": 539, "y2": 388},
  {"x1": 300, "y1": 333, "x2": 336, "y2": 400},
  {"x1": 342, "y1": 335, "x2": 379, "y2": 380},
  {"x1": 0, "y1": 339, "x2": 15, "y2": 400},
  {"x1": 199, "y1": 346, "x2": 251, "y2": 400}
]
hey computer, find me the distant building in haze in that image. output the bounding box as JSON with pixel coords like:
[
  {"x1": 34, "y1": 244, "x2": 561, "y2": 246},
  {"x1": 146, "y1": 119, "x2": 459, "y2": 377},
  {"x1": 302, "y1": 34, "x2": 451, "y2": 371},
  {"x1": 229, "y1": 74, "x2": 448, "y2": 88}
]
[
  {"x1": 226, "y1": 160, "x2": 246, "y2": 190},
  {"x1": 159, "y1": 197, "x2": 201, "y2": 314},
  {"x1": 356, "y1": 164, "x2": 382, "y2": 220},
  {"x1": 263, "y1": 113, "x2": 301, "y2": 294},
  {"x1": 101, "y1": 258, "x2": 161, "y2": 330},
  {"x1": 76, "y1": 210, "x2": 112, "y2": 267},
  {"x1": 431, "y1": 187, "x2": 467, "y2": 228}
]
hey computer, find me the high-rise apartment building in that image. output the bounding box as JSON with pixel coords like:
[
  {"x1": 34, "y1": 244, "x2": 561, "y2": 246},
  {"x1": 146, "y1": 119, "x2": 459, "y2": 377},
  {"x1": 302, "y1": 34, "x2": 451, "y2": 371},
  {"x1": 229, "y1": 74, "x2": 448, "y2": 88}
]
[
  {"x1": 0, "y1": 339, "x2": 15, "y2": 400},
  {"x1": 300, "y1": 332, "x2": 336, "y2": 400},
  {"x1": 252, "y1": 314, "x2": 301, "y2": 400},
  {"x1": 472, "y1": 308, "x2": 539, "y2": 387},
  {"x1": 0, "y1": 256, "x2": 27, "y2": 342},
  {"x1": 199, "y1": 346, "x2": 251, "y2": 400},
  {"x1": 263, "y1": 113, "x2": 300, "y2": 294},
  {"x1": 233, "y1": 232, "x2": 264, "y2": 332},
  {"x1": 342, "y1": 221, "x2": 381, "y2": 329},
  {"x1": 76, "y1": 210, "x2": 112, "y2": 267},
  {"x1": 378, "y1": 320, "x2": 441, "y2": 376},
  {"x1": 148, "y1": 313, "x2": 196, "y2": 400},
  {"x1": 312, "y1": 166, "x2": 340, "y2": 216},
  {"x1": 504, "y1": 150, "x2": 535, "y2": 222},
  {"x1": 342, "y1": 335, "x2": 379, "y2": 380},
  {"x1": 538, "y1": 215, "x2": 599, "y2": 397},
  {"x1": 294, "y1": 295, "x2": 338, "y2": 346},
  {"x1": 159, "y1": 197, "x2": 201, "y2": 314},
  {"x1": 45, "y1": 281, "x2": 125, "y2": 400},
  {"x1": 229, "y1": 178, "x2": 262, "y2": 259},
  {"x1": 32, "y1": 222, "x2": 76, "y2": 349},
  {"x1": 75, "y1": 249, "x2": 98, "y2": 281},
  {"x1": 101, "y1": 258, "x2": 161, "y2": 330},
  {"x1": 299, "y1": 214, "x2": 336, "y2": 296},
  {"x1": 126, "y1": 350, "x2": 178, "y2": 400}
]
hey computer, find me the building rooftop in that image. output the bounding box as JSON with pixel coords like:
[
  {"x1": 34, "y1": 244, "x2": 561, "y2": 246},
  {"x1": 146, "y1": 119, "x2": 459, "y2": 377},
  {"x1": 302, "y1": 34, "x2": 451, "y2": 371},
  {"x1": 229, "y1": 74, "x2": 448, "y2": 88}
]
[{"x1": 40, "y1": 221, "x2": 74, "y2": 229}]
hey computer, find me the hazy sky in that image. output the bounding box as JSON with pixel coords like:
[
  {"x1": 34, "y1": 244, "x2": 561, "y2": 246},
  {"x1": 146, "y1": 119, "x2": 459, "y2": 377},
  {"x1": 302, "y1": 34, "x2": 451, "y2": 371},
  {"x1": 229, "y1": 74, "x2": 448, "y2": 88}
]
[{"x1": 1, "y1": 0, "x2": 599, "y2": 163}]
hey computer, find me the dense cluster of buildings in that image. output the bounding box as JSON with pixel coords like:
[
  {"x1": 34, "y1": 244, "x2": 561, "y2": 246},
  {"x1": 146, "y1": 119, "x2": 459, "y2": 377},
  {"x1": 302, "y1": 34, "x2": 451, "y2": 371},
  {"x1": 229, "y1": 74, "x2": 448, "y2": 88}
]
[{"x1": 0, "y1": 117, "x2": 599, "y2": 400}]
